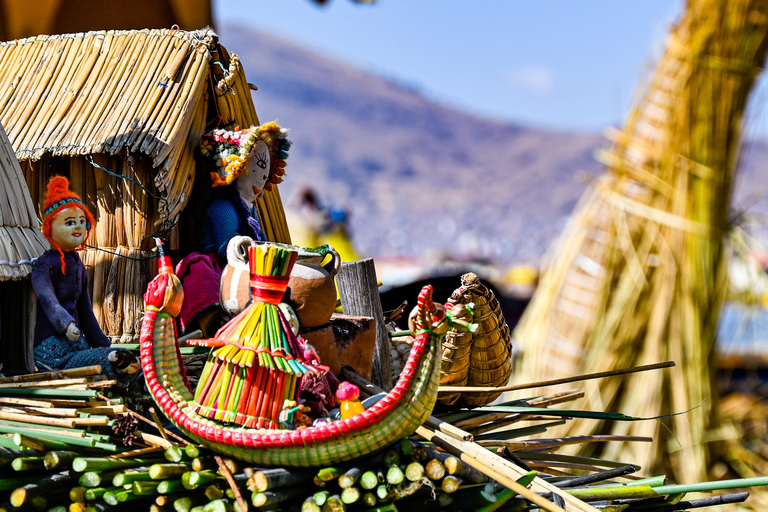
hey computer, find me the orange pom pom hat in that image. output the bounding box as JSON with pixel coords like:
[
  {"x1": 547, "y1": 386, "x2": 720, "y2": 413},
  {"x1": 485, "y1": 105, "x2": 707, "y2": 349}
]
[{"x1": 41, "y1": 176, "x2": 94, "y2": 273}]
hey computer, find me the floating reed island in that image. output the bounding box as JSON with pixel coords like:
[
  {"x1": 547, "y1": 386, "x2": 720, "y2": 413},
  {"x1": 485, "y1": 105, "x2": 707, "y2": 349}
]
[{"x1": 0, "y1": 360, "x2": 765, "y2": 511}]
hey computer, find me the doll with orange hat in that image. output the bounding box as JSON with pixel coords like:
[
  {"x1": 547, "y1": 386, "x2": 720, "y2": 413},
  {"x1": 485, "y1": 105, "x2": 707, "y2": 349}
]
[
  {"x1": 31, "y1": 176, "x2": 137, "y2": 380},
  {"x1": 175, "y1": 122, "x2": 290, "y2": 334}
]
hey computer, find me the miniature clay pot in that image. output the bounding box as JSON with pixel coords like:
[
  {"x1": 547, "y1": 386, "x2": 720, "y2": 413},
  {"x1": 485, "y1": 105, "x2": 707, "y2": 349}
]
[
  {"x1": 288, "y1": 244, "x2": 340, "y2": 329},
  {"x1": 220, "y1": 236, "x2": 257, "y2": 315}
]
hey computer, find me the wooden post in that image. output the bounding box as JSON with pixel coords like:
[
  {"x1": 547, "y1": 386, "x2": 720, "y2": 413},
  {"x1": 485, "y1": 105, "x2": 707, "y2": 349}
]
[{"x1": 336, "y1": 259, "x2": 392, "y2": 390}]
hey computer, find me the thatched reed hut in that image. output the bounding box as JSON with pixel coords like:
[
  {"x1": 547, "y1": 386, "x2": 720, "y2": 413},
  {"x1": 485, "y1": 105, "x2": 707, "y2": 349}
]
[
  {"x1": 0, "y1": 28, "x2": 291, "y2": 343},
  {"x1": 0, "y1": 121, "x2": 48, "y2": 372}
]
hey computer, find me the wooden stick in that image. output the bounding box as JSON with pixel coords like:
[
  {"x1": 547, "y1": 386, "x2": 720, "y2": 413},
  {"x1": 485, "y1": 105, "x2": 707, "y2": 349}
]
[
  {"x1": 214, "y1": 455, "x2": 247, "y2": 512},
  {"x1": 0, "y1": 378, "x2": 101, "y2": 389},
  {"x1": 0, "y1": 398, "x2": 55, "y2": 408},
  {"x1": 0, "y1": 406, "x2": 80, "y2": 417},
  {"x1": 337, "y1": 259, "x2": 393, "y2": 390},
  {"x1": 0, "y1": 366, "x2": 102, "y2": 384},
  {"x1": 140, "y1": 432, "x2": 175, "y2": 450},
  {"x1": 454, "y1": 391, "x2": 585, "y2": 431},
  {"x1": 0, "y1": 411, "x2": 79, "y2": 428},
  {"x1": 438, "y1": 361, "x2": 675, "y2": 393},
  {"x1": 77, "y1": 405, "x2": 127, "y2": 415},
  {"x1": 149, "y1": 408, "x2": 170, "y2": 442},
  {"x1": 476, "y1": 434, "x2": 653, "y2": 450},
  {"x1": 424, "y1": 416, "x2": 474, "y2": 442},
  {"x1": 107, "y1": 445, "x2": 165, "y2": 459},
  {"x1": 72, "y1": 417, "x2": 112, "y2": 427}
]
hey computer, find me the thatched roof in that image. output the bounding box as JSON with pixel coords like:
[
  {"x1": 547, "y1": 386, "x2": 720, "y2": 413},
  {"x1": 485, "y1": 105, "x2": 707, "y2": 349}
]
[
  {"x1": 0, "y1": 122, "x2": 48, "y2": 281},
  {"x1": 0, "y1": 28, "x2": 248, "y2": 226}
]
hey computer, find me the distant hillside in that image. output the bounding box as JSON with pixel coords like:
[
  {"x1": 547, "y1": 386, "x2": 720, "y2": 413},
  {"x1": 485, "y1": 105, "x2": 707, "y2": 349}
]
[{"x1": 219, "y1": 24, "x2": 768, "y2": 265}]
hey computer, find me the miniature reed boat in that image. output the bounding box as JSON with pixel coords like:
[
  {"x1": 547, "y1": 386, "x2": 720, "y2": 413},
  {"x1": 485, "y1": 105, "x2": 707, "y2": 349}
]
[{"x1": 140, "y1": 240, "x2": 464, "y2": 466}]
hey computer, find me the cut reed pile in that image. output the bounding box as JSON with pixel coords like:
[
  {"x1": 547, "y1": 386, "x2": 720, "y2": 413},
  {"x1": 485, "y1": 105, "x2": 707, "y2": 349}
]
[
  {"x1": 0, "y1": 121, "x2": 47, "y2": 281},
  {"x1": 515, "y1": 0, "x2": 768, "y2": 484}
]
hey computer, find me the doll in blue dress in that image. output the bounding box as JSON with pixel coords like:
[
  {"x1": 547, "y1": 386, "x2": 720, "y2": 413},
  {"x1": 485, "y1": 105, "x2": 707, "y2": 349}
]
[{"x1": 31, "y1": 176, "x2": 137, "y2": 380}]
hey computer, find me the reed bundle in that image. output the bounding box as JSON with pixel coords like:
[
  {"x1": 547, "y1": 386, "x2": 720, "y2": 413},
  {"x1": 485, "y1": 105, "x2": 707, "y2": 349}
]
[
  {"x1": 515, "y1": 0, "x2": 768, "y2": 483},
  {"x1": 0, "y1": 121, "x2": 47, "y2": 281},
  {"x1": 192, "y1": 244, "x2": 319, "y2": 428},
  {"x1": 0, "y1": 361, "x2": 763, "y2": 510}
]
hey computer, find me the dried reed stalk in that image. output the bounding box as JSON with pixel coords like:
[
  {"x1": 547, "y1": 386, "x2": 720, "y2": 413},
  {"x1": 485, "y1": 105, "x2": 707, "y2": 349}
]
[
  {"x1": 515, "y1": 0, "x2": 768, "y2": 483},
  {"x1": 0, "y1": 121, "x2": 47, "y2": 280}
]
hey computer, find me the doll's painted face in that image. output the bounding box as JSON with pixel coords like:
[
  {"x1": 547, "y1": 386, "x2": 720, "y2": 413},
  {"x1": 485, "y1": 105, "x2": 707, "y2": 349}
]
[
  {"x1": 236, "y1": 140, "x2": 271, "y2": 204},
  {"x1": 50, "y1": 207, "x2": 88, "y2": 252}
]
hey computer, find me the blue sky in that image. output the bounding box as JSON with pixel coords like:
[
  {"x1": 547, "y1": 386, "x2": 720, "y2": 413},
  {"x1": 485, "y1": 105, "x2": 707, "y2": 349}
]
[{"x1": 213, "y1": 1, "x2": 768, "y2": 138}]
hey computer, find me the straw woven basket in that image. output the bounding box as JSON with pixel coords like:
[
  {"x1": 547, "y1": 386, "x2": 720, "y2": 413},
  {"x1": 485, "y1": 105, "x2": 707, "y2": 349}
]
[{"x1": 439, "y1": 273, "x2": 512, "y2": 407}]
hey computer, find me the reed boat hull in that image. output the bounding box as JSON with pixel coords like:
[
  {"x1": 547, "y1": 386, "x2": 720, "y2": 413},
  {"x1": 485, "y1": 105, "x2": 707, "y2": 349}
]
[{"x1": 140, "y1": 280, "x2": 441, "y2": 466}]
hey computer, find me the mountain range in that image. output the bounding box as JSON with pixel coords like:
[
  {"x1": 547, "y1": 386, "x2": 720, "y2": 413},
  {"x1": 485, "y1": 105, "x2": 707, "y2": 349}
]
[{"x1": 219, "y1": 24, "x2": 768, "y2": 268}]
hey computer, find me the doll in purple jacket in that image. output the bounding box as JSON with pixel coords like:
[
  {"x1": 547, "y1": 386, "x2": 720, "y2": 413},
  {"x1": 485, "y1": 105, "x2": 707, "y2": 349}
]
[{"x1": 31, "y1": 176, "x2": 137, "y2": 379}]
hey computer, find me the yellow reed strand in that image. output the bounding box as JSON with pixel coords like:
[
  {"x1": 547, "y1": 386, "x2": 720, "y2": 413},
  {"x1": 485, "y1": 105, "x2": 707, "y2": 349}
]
[
  {"x1": 265, "y1": 246, "x2": 275, "y2": 276},
  {"x1": 223, "y1": 366, "x2": 244, "y2": 420},
  {"x1": 230, "y1": 349, "x2": 248, "y2": 367},
  {"x1": 213, "y1": 363, "x2": 234, "y2": 421},
  {"x1": 284, "y1": 375, "x2": 297, "y2": 404},
  {"x1": 233, "y1": 304, "x2": 262, "y2": 347}
]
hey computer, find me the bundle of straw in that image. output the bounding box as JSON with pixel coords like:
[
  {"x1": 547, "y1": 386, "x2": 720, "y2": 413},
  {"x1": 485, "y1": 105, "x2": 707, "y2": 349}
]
[
  {"x1": 192, "y1": 244, "x2": 320, "y2": 429},
  {"x1": 0, "y1": 121, "x2": 47, "y2": 281},
  {"x1": 514, "y1": 0, "x2": 768, "y2": 484}
]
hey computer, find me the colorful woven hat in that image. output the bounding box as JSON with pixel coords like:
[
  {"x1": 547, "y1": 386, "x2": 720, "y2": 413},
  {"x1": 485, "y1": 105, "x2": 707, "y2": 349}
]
[
  {"x1": 41, "y1": 175, "x2": 95, "y2": 272},
  {"x1": 199, "y1": 121, "x2": 291, "y2": 189}
]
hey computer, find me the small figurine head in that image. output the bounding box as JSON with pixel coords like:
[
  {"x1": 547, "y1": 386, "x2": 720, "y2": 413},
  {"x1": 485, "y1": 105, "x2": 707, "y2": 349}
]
[
  {"x1": 199, "y1": 121, "x2": 291, "y2": 201},
  {"x1": 336, "y1": 381, "x2": 360, "y2": 402},
  {"x1": 41, "y1": 176, "x2": 95, "y2": 273}
]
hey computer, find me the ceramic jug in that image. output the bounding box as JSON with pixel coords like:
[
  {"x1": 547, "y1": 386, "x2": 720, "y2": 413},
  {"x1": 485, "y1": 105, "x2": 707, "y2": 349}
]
[{"x1": 288, "y1": 244, "x2": 340, "y2": 329}]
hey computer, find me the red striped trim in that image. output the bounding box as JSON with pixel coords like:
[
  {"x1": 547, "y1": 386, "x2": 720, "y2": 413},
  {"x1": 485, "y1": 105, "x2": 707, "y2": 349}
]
[{"x1": 249, "y1": 274, "x2": 289, "y2": 304}]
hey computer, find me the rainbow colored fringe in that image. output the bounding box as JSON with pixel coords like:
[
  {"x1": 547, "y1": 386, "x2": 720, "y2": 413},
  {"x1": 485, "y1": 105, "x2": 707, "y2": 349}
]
[{"x1": 191, "y1": 244, "x2": 321, "y2": 428}]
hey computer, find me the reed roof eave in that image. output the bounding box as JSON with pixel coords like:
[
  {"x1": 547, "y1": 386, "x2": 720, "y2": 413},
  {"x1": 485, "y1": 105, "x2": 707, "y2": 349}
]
[{"x1": 0, "y1": 122, "x2": 48, "y2": 281}]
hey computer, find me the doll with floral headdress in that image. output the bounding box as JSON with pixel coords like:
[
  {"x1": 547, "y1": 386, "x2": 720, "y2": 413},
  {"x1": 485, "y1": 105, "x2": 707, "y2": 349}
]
[
  {"x1": 175, "y1": 122, "x2": 290, "y2": 333},
  {"x1": 199, "y1": 122, "x2": 290, "y2": 255},
  {"x1": 31, "y1": 176, "x2": 138, "y2": 380}
]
